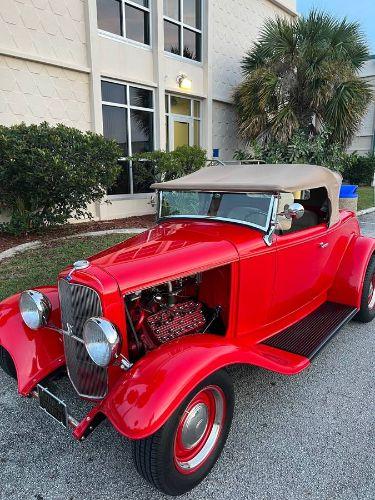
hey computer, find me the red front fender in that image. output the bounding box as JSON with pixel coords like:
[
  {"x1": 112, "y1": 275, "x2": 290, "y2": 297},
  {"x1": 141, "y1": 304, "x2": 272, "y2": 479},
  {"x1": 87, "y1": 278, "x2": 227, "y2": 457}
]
[
  {"x1": 97, "y1": 334, "x2": 309, "y2": 440},
  {"x1": 0, "y1": 287, "x2": 65, "y2": 395}
]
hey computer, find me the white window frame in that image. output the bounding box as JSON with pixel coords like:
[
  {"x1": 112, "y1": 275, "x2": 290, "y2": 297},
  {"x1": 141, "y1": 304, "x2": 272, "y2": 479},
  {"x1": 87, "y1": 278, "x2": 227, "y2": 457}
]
[
  {"x1": 165, "y1": 93, "x2": 202, "y2": 150},
  {"x1": 163, "y1": 0, "x2": 203, "y2": 62},
  {"x1": 102, "y1": 78, "x2": 156, "y2": 196},
  {"x1": 97, "y1": 0, "x2": 152, "y2": 50}
]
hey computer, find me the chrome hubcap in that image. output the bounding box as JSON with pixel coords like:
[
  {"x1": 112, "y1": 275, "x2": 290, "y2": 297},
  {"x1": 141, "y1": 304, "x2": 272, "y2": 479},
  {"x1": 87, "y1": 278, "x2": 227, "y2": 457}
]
[
  {"x1": 368, "y1": 274, "x2": 375, "y2": 309},
  {"x1": 181, "y1": 403, "x2": 209, "y2": 449},
  {"x1": 174, "y1": 386, "x2": 225, "y2": 474}
]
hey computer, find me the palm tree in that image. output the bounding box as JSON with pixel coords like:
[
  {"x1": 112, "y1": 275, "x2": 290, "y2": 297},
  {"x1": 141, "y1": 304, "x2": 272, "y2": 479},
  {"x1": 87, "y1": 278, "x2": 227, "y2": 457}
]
[{"x1": 234, "y1": 10, "x2": 374, "y2": 147}]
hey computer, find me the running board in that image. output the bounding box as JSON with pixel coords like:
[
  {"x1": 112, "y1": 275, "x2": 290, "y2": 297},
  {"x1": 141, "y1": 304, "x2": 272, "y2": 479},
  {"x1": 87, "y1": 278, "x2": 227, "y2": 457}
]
[{"x1": 261, "y1": 302, "x2": 358, "y2": 360}]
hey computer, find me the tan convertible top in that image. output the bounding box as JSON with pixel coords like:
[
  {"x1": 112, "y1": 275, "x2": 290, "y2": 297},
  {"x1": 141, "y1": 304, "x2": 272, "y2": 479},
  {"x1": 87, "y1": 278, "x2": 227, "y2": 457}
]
[{"x1": 151, "y1": 164, "x2": 342, "y2": 226}]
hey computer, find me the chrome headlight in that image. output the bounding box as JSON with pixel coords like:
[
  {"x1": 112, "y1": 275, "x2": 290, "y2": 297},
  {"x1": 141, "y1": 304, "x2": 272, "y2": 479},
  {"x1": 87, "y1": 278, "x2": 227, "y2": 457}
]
[
  {"x1": 83, "y1": 317, "x2": 121, "y2": 367},
  {"x1": 19, "y1": 290, "x2": 51, "y2": 330}
]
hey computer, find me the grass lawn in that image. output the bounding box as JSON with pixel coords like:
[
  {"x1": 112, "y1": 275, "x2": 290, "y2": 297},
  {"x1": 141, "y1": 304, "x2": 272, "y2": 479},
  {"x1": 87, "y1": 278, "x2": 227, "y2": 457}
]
[
  {"x1": 0, "y1": 234, "x2": 133, "y2": 302},
  {"x1": 357, "y1": 186, "x2": 375, "y2": 211}
]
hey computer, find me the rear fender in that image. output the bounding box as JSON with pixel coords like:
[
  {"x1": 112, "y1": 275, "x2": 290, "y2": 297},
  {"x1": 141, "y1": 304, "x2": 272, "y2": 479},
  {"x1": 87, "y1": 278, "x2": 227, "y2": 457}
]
[
  {"x1": 328, "y1": 236, "x2": 375, "y2": 308},
  {"x1": 0, "y1": 287, "x2": 65, "y2": 395},
  {"x1": 99, "y1": 334, "x2": 309, "y2": 440}
]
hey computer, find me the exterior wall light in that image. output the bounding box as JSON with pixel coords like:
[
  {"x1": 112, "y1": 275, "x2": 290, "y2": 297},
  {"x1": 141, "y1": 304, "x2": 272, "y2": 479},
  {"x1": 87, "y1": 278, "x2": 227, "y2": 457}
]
[{"x1": 176, "y1": 73, "x2": 192, "y2": 90}]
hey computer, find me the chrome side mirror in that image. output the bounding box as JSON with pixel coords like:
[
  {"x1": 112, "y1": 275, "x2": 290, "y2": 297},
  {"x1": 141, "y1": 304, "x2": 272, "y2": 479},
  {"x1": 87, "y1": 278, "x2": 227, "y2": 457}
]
[{"x1": 284, "y1": 203, "x2": 304, "y2": 220}]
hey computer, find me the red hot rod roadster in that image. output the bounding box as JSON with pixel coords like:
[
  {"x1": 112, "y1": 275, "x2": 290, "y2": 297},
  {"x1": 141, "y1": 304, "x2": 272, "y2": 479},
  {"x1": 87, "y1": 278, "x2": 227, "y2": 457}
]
[{"x1": 0, "y1": 164, "x2": 374, "y2": 495}]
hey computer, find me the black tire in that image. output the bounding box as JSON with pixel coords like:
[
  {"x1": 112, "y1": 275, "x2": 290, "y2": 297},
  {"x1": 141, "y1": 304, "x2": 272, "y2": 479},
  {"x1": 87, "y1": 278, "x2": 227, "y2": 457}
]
[
  {"x1": 355, "y1": 255, "x2": 375, "y2": 323},
  {"x1": 132, "y1": 369, "x2": 234, "y2": 496},
  {"x1": 0, "y1": 346, "x2": 17, "y2": 379}
]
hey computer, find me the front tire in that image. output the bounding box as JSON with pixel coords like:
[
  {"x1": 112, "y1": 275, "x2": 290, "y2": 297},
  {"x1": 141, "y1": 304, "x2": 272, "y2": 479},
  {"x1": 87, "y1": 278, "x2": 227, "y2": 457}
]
[
  {"x1": 132, "y1": 369, "x2": 234, "y2": 496},
  {"x1": 355, "y1": 255, "x2": 375, "y2": 323},
  {"x1": 0, "y1": 346, "x2": 17, "y2": 379}
]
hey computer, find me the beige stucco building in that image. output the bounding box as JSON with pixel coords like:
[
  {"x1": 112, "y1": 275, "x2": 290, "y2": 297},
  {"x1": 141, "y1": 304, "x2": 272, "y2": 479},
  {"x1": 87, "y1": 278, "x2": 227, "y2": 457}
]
[
  {"x1": 349, "y1": 56, "x2": 375, "y2": 157},
  {"x1": 0, "y1": 0, "x2": 297, "y2": 220}
]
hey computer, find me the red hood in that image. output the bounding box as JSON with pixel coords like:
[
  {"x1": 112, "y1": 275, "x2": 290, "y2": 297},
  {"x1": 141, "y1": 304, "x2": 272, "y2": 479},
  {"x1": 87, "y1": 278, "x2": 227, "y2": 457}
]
[{"x1": 87, "y1": 220, "x2": 264, "y2": 293}]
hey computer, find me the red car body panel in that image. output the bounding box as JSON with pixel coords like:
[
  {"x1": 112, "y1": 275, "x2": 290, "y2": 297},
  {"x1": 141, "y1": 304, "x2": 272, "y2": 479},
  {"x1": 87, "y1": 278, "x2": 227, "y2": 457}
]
[
  {"x1": 88, "y1": 221, "x2": 242, "y2": 294},
  {"x1": 80, "y1": 334, "x2": 310, "y2": 440},
  {"x1": 328, "y1": 234, "x2": 375, "y2": 307},
  {"x1": 0, "y1": 210, "x2": 374, "y2": 440},
  {"x1": 0, "y1": 287, "x2": 65, "y2": 395}
]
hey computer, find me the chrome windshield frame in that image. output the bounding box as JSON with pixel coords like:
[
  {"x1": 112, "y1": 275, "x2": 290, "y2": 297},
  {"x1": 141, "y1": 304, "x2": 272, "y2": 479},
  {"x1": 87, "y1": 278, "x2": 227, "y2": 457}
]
[{"x1": 157, "y1": 190, "x2": 277, "y2": 233}]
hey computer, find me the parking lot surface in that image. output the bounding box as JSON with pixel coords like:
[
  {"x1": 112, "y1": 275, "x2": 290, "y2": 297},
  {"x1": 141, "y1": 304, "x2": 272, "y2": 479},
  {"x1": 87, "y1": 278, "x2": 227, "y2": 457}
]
[{"x1": 0, "y1": 213, "x2": 374, "y2": 500}]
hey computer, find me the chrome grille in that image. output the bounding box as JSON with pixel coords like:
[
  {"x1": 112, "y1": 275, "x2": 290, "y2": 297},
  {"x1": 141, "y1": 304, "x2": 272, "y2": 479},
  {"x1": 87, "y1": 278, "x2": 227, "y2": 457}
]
[{"x1": 58, "y1": 279, "x2": 108, "y2": 399}]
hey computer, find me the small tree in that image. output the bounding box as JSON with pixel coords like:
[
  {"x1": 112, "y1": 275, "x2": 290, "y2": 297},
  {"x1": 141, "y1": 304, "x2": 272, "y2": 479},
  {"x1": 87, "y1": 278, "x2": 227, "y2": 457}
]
[
  {"x1": 234, "y1": 10, "x2": 374, "y2": 147},
  {"x1": 0, "y1": 122, "x2": 121, "y2": 235},
  {"x1": 128, "y1": 145, "x2": 207, "y2": 192}
]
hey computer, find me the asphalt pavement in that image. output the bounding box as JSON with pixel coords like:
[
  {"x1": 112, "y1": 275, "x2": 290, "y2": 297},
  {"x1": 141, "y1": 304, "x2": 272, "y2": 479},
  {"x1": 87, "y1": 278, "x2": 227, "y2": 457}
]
[{"x1": 0, "y1": 213, "x2": 374, "y2": 500}]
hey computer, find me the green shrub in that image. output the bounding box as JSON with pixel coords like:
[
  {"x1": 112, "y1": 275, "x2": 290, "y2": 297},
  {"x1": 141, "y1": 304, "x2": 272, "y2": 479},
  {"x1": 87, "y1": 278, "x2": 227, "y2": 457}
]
[
  {"x1": 342, "y1": 153, "x2": 375, "y2": 185},
  {"x1": 248, "y1": 127, "x2": 347, "y2": 172},
  {"x1": 0, "y1": 122, "x2": 121, "y2": 235},
  {"x1": 129, "y1": 145, "x2": 207, "y2": 191}
]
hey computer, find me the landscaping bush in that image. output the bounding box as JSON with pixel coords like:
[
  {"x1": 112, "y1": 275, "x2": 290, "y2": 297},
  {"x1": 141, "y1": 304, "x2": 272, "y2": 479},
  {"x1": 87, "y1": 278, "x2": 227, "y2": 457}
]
[
  {"x1": 238, "y1": 128, "x2": 347, "y2": 172},
  {"x1": 0, "y1": 122, "x2": 121, "y2": 235},
  {"x1": 129, "y1": 145, "x2": 207, "y2": 191},
  {"x1": 342, "y1": 153, "x2": 375, "y2": 186}
]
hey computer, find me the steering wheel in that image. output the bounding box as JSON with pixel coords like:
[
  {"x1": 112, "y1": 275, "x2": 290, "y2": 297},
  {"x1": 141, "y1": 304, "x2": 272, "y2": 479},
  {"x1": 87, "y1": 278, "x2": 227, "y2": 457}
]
[{"x1": 241, "y1": 207, "x2": 269, "y2": 223}]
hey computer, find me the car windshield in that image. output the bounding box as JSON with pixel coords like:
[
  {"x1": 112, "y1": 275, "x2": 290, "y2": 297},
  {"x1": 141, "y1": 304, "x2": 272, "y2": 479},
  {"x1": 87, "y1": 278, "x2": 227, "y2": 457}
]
[{"x1": 159, "y1": 191, "x2": 274, "y2": 231}]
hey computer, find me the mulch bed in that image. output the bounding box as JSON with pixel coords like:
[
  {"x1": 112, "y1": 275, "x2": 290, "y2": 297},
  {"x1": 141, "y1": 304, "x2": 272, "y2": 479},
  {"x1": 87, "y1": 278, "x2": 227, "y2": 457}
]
[{"x1": 0, "y1": 215, "x2": 155, "y2": 253}]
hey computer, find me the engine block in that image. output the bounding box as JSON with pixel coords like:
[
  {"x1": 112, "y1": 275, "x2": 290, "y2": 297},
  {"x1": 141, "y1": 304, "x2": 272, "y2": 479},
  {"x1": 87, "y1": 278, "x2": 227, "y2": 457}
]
[{"x1": 146, "y1": 300, "x2": 206, "y2": 344}]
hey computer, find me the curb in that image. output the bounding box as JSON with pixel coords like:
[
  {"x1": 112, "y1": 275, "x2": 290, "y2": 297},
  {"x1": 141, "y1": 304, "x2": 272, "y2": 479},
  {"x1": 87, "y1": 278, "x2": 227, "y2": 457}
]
[
  {"x1": 357, "y1": 207, "x2": 375, "y2": 216},
  {"x1": 0, "y1": 228, "x2": 146, "y2": 262}
]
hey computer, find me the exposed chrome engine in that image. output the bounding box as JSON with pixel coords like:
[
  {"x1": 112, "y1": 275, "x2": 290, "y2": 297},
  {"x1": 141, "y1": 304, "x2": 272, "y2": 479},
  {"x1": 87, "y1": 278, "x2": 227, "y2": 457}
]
[{"x1": 125, "y1": 274, "x2": 221, "y2": 358}]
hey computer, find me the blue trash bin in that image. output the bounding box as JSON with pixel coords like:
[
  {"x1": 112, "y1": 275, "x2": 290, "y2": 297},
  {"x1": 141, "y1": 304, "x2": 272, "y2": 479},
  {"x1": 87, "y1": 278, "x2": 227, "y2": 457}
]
[
  {"x1": 339, "y1": 185, "x2": 358, "y2": 198},
  {"x1": 339, "y1": 184, "x2": 358, "y2": 211}
]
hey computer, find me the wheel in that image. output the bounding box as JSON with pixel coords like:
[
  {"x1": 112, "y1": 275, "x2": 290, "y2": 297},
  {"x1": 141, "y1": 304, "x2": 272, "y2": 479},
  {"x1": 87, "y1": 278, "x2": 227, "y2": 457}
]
[
  {"x1": 132, "y1": 369, "x2": 234, "y2": 496},
  {"x1": 0, "y1": 346, "x2": 17, "y2": 379},
  {"x1": 355, "y1": 255, "x2": 375, "y2": 323}
]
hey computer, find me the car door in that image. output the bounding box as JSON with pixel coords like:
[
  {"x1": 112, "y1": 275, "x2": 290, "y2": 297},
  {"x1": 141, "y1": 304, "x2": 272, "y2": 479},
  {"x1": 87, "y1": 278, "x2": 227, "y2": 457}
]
[{"x1": 269, "y1": 224, "x2": 334, "y2": 322}]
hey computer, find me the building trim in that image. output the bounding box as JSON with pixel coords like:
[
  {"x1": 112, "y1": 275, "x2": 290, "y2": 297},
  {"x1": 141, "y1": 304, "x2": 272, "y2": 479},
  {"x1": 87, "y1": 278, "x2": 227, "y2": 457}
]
[
  {"x1": 0, "y1": 48, "x2": 91, "y2": 74},
  {"x1": 268, "y1": 0, "x2": 297, "y2": 16},
  {"x1": 101, "y1": 72, "x2": 158, "y2": 89}
]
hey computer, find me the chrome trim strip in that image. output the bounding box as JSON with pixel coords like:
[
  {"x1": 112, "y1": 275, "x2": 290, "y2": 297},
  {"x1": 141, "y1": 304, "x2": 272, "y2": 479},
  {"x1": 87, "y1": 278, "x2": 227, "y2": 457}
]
[{"x1": 58, "y1": 280, "x2": 108, "y2": 400}]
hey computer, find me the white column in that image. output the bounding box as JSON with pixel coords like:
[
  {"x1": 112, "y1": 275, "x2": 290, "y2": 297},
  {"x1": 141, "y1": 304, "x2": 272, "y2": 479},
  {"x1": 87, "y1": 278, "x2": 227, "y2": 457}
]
[{"x1": 154, "y1": 0, "x2": 166, "y2": 150}]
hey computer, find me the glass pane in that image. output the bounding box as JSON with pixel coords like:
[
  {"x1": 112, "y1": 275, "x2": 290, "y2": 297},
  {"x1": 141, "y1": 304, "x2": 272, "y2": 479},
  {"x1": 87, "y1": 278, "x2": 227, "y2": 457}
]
[
  {"x1": 183, "y1": 28, "x2": 201, "y2": 60},
  {"x1": 130, "y1": 87, "x2": 153, "y2": 108},
  {"x1": 170, "y1": 95, "x2": 190, "y2": 115},
  {"x1": 174, "y1": 121, "x2": 189, "y2": 149},
  {"x1": 163, "y1": 0, "x2": 179, "y2": 20},
  {"x1": 160, "y1": 191, "x2": 273, "y2": 229},
  {"x1": 125, "y1": 4, "x2": 150, "y2": 44},
  {"x1": 216, "y1": 194, "x2": 273, "y2": 228},
  {"x1": 102, "y1": 105, "x2": 128, "y2": 155},
  {"x1": 164, "y1": 20, "x2": 180, "y2": 55},
  {"x1": 194, "y1": 119, "x2": 200, "y2": 146},
  {"x1": 132, "y1": 159, "x2": 154, "y2": 193},
  {"x1": 130, "y1": 109, "x2": 153, "y2": 153},
  {"x1": 183, "y1": 0, "x2": 201, "y2": 29},
  {"x1": 166, "y1": 116, "x2": 169, "y2": 151},
  {"x1": 97, "y1": 0, "x2": 122, "y2": 35},
  {"x1": 129, "y1": 0, "x2": 149, "y2": 7},
  {"x1": 101, "y1": 81, "x2": 127, "y2": 104},
  {"x1": 193, "y1": 100, "x2": 200, "y2": 117},
  {"x1": 165, "y1": 94, "x2": 169, "y2": 113},
  {"x1": 161, "y1": 191, "x2": 213, "y2": 216},
  {"x1": 109, "y1": 160, "x2": 131, "y2": 195}
]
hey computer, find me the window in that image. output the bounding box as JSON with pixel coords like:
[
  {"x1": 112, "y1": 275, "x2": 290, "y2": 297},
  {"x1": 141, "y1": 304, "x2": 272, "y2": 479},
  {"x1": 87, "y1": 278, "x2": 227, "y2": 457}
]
[
  {"x1": 102, "y1": 80, "x2": 154, "y2": 195},
  {"x1": 166, "y1": 94, "x2": 201, "y2": 150},
  {"x1": 160, "y1": 192, "x2": 274, "y2": 231},
  {"x1": 97, "y1": 0, "x2": 150, "y2": 46},
  {"x1": 163, "y1": 0, "x2": 202, "y2": 61},
  {"x1": 277, "y1": 188, "x2": 330, "y2": 234}
]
